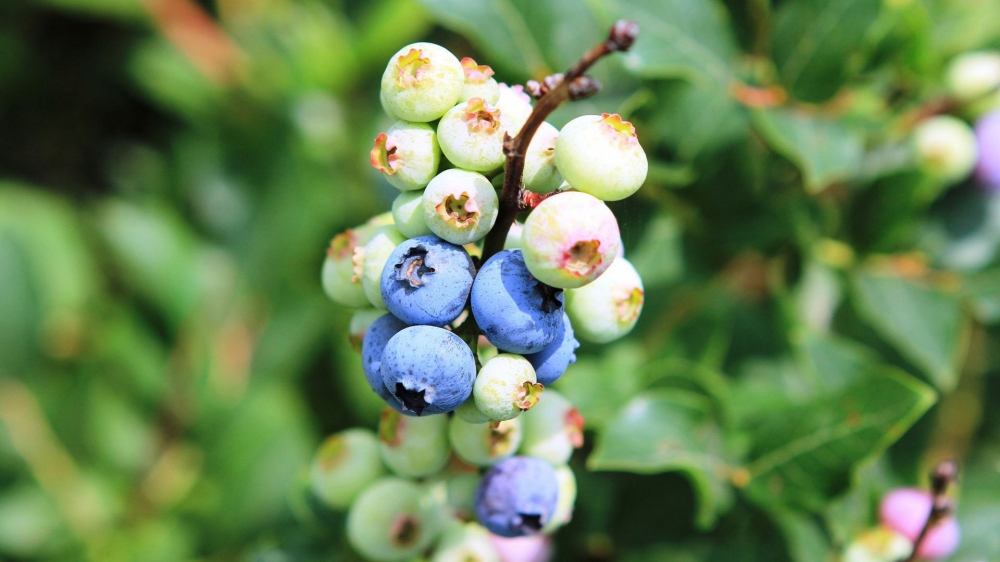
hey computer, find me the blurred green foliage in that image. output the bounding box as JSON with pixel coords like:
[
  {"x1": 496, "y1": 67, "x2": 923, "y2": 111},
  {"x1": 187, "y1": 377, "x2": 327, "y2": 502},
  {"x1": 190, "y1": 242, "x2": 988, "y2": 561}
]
[{"x1": 0, "y1": 0, "x2": 999, "y2": 560}]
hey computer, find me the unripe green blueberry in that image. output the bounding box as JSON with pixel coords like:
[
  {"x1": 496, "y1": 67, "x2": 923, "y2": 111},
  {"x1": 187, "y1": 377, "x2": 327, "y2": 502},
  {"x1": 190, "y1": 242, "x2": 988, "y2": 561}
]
[
  {"x1": 473, "y1": 354, "x2": 543, "y2": 422},
  {"x1": 349, "y1": 308, "x2": 385, "y2": 351},
  {"x1": 432, "y1": 522, "x2": 501, "y2": 562},
  {"x1": 496, "y1": 83, "x2": 532, "y2": 135},
  {"x1": 309, "y1": 428, "x2": 385, "y2": 509},
  {"x1": 521, "y1": 122, "x2": 563, "y2": 194},
  {"x1": 519, "y1": 390, "x2": 584, "y2": 466},
  {"x1": 945, "y1": 51, "x2": 1000, "y2": 108},
  {"x1": 437, "y1": 98, "x2": 509, "y2": 172},
  {"x1": 422, "y1": 169, "x2": 499, "y2": 245},
  {"x1": 381, "y1": 43, "x2": 464, "y2": 122},
  {"x1": 541, "y1": 465, "x2": 577, "y2": 534},
  {"x1": 346, "y1": 477, "x2": 442, "y2": 562},
  {"x1": 843, "y1": 527, "x2": 912, "y2": 562},
  {"x1": 913, "y1": 115, "x2": 978, "y2": 183},
  {"x1": 460, "y1": 58, "x2": 500, "y2": 105},
  {"x1": 391, "y1": 190, "x2": 433, "y2": 238},
  {"x1": 371, "y1": 121, "x2": 441, "y2": 191},
  {"x1": 378, "y1": 406, "x2": 450, "y2": 478},
  {"x1": 443, "y1": 473, "x2": 482, "y2": 521},
  {"x1": 565, "y1": 257, "x2": 644, "y2": 343},
  {"x1": 362, "y1": 226, "x2": 407, "y2": 308},
  {"x1": 449, "y1": 416, "x2": 523, "y2": 466},
  {"x1": 555, "y1": 114, "x2": 648, "y2": 201},
  {"x1": 521, "y1": 191, "x2": 621, "y2": 289},
  {"x1": 456, "y1": 397, "x2": 493, "y2": 424},
  {"x1": 321, "y1": 221, "x2": 384, "y2": 308},
  {"x1": 503, "y1": 221, "x2": 523, "y2": 250}
]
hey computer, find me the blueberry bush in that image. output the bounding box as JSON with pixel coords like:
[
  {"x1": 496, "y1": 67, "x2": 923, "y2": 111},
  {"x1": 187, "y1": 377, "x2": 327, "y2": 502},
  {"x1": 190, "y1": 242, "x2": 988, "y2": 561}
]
[{"x1": 0, "y1": 0, "x2": 999, "y2": 561}]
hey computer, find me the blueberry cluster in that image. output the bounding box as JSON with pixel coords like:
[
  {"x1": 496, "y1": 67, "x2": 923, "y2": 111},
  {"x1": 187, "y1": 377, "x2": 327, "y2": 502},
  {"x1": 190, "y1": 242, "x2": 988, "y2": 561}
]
[{"x1": 315, "y1": 40, "x2": 647, "y2": 560}]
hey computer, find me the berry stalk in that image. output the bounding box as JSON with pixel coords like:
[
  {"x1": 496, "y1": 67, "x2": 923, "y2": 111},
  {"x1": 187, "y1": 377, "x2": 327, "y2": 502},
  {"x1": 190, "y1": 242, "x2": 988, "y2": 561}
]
[
  {"x1": 480, "y1": 20, "x2": 639, "y2": 262},
  {"x1": 897, "y1": 460, "x2": 959, "y2": 562}
]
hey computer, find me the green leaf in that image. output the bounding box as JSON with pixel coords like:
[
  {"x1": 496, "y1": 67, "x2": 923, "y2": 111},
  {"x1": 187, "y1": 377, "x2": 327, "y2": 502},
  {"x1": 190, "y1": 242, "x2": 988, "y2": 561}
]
[
  {"x1": 744, "y1": 366, "x2": 936, "y2": 511},
  {"x1": 772, "y1": 0, "x2": 882, "y2": 102},
  {"x1": 648, "y1": 80, "x2": 749, "y2": 161},
  {"x1": 795, "y1": 331, "x2": 878, "y2": 393},
  {"x1": 588, "y1": 389, "x2": 732, "y2": 528},
  {"x1": 554, "y1": 342, "x2": 647, "y2": 430},
  {"x1": 951, "y1": 446, "x2": 1000, "y2": 561},
  {"x1": 851, "y1": 270, "x2": 967, "y2": 391},
  {"x1": 752, "y1": 108, "x2": 864, "y2": 193}
]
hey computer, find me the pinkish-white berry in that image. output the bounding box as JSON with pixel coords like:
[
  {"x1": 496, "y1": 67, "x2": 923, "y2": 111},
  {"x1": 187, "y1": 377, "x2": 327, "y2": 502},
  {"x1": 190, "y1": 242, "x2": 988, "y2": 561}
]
[
  {"x1": 879, "y1": 488, "x2": 961, "y2": 560},
  {"x1": 422, "y1": 169, "x2": 499, "y2": 245},
  {"x1": 370, "y1": 121, "x2": 441, "y2": 191},
  {"x1": 555, "y1": 114, "x2": 647, "y2": 201},
  {"x1": 521, "y1": 122, "x2": 563, "y2": 194},
  {"x1": 496, "y1": 83, "x2": 533, "y2": 135},
  {"x1": 565, "y1": 257, "x2": 644, "y2": 343},
  {"x1": 437, "y1": 98, "x2": 510, "y2": 172},
  {"x1": 380, "y1": 43, "x2": 465, "y2": 122}
]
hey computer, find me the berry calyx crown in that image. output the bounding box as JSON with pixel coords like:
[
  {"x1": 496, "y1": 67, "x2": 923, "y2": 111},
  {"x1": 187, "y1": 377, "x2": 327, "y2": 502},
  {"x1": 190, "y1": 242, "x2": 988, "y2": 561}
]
[
  {"x1": 461, "y1": 57, "x2": 494, "y2": 84},
  {"x1": 601, "y1": 113, "x2": 638, "y2": 145},
  {"x1": 395, "y1": 48, "x2": 430, "y2": 88},
  {"x1": 515, "y1": 381, "x2": 544, "y2": 411},
  {"x1": 464, "y1": 97, "x2": 502, "y2": 133},
  {"x1": 436, "y1": 192, "x2": 480, "y2": 228},
  {"x1": 370, "y1": 132, "x2": 398, "y2": 175}
]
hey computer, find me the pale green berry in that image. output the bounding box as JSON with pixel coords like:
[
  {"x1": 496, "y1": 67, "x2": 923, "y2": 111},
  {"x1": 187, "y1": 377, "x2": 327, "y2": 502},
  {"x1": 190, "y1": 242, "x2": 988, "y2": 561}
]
[
  {"x1": 348, "y1": 308, "x2": 386, "y2": 351},
  {"x1": 913, "y1": 115, "x2": 978, "y2": 183},
  {"x1": 521, "y1": 122, "x2": 563, "y2": 194},
  {"x1": 449, "y1": 416, "x2": 523, "y2": 466},
  {"x1": 361, "y1": 226, "x2": 407, "y2": 308},
  {"x1": 391, "y1": 190, "x2": 433, "y2": 238},
  {"x1": 565, "y1": 257, "x2": 644, "y2": 343},
  {"x1": 371, "y1": 121, "x2": 441, "y2": 191},
  {"x1": 843, "y1": 527, "x2": 913, "y2": 562},
  {"x1": 437, "y1": 98, "x2": 509, "y2": 172},
  {"x1": 503, "y1": 221, "x2": 523, "y2": 250},
  {"x1": 522, "y1": 191, "x2": 621, "y2": 289},
  {"x1": 380, "y1": 43, "x2": 464, "y2": 122},
  {"x1": 945, "y1": 51, "x2": 1000, "y2": 108},
  {"x1": 422, "y1": 169, "x2": 498, "y2": 245},
  {"x1": 556, "y1": 113, "x2": 648, "y2": 201},
  {"x1": 309, "y1": 429, "x2": 385, "y2": 509},
  {"x1": 496, "y1": 83, "x2": 533, "y2": 135},
  {"x1": 321, "y1": 221, "x2": 383, "y2": 307},
  {"x1": 346, "y1": 477, "x2": 442, "y2": 562},
  {"x1": 541, "y1": 466, "x2": 577, "y2": 534},
  {"x1": 459, "y1": 57, "x2": 500, "y2": 105},
  {"x1": 432, "y1": 522, "x2": 501, "y2": 562},
  {"x1": 456, "y1": 397, "x2": 493, "y2": 424},
  {"x1": 473, "y1": 354, "x2": 543, "y2": 422},
  {"x1": 519, "y1": 390, "x2": 584, "y2": 466},
  {"x1": 443, "y1": 473, "x2": 482, "y2": 521},
  {"x1": 378, "y1": 407, "x2": 450, "y2": 478}
]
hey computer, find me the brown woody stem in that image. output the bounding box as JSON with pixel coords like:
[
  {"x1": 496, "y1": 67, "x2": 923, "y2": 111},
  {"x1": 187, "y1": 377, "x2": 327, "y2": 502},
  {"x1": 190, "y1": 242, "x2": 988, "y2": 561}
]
[
  {"x1": 479, "y1": 20, "x2": 639, "y2": 263},
  {"x1": 899, "y1": 460, "x2": 959, "y2": 562}
]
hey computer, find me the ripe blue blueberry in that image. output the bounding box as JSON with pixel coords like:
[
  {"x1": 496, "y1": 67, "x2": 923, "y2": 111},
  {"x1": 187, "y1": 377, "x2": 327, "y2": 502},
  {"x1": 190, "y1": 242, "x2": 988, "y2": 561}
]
[
  {"x1": 361, "y1": 313, "x2": 413, "y2": 414},
  {"x1": 524, "y1": 312, "x2": 579, "y2": 386},
  {"x1": 381, "y1": 326, "x2": 476, "y2": 415},
  {"x1": 471, "y1": 249, "x2": 564, "y2": 354},
  {"x1": 975, "y1": 110, "x2": 1000, "y2": 190},
  {"x1": 474, "y1": 456, "x2": 559, "y2": 538},
  {"x1": 380, "y1": 235, "x2": 475, "y2": 327}
]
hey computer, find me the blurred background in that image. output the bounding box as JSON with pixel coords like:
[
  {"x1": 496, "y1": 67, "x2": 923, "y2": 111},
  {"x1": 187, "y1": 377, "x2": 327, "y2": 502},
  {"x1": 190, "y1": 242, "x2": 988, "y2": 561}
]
[{"x1": 0, "y1": 0, "x2": 999, "y2": 560}]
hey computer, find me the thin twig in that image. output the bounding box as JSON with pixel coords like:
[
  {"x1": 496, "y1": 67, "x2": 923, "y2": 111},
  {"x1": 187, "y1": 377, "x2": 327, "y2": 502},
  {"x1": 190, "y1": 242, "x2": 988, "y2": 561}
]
[
  {"x1": 899, "y1": 460, "x2": 959, "y2": 562},
  {"x1": 479, "y1": 20, "x2": 639, "y2": 262}
]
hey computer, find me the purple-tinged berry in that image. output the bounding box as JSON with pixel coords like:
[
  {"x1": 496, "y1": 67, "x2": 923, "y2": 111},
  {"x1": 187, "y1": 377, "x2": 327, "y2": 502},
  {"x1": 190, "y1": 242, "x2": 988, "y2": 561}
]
[
  {"x1": 555, "y1": 114, "x2": 647, "y2": 201},
  {"x1": 519, "y1": 390, "x2": 584, "y2": 466},
  {"x1": 473, "y1": 354, "x2": 543, "y2": 422},
  {"x1": 378, "y1": 407, "x2": 450, "y2": 477},
  {"x1": 381, "y1": 326, "x2": 476, "y2": 415},
  {"x1": 391, "y1": 191, "x2": 433, "y2": 238},
  {"x1": 521, "y1": 191, "x2": 621, "y2": 289},
  {"x1": 496, "y1": 83, "x2": 532, "y2": 135},
  {"x1": 472, "y1": 250, "x2": 564, "y2": 354},
  {"x1": 432, "y1": 522, "x2": 501, "y2": 562},
  {"x1": 361, "y1": 313, "x2": 413, "y2": 413},
  {"x1": 346, "y1": 477, "x2": 442, "y2": 561},
  {"x1": 449, "y1": 416, "x2": 523, "y2": 466},
  {"x1": 380, "y1": 43, "x2": 464, "y2": 122},
  {"x1": 565, "y1": 257, "x2": 644, "y2": 343},
  {"x1": 422, "y1": 169, "x2": 499, "y2": 244},
  {"x1": 380, "y1": 235, "x2": 475, "y2": 326},
  {"x1": 310, "y1": 429, "x2": 386, "y2": 509},
  {"x1": 371, "y1": 121, "x2": 441, "y2": 191},
  {"x1": 460, "y1": 58, "x2": 500, "y2": 105},
  {"x1": 542, "y1": 466, "x2": 577, "y2": 533},
  {"x1": 524, "y1": 313, "x2": 578, "y2": 386},
  {"x1": 475, "y1": 456, "x2": 559, "y2": 538},
  {"x1": 437, "y1": 98, "x2": 509, "y2": 172},
  {"x1": 913, "y1": 115, "x2": 978, "y2": 183},
  {"x1": 975, "y1": 110, "x2": 1000, "y2": 190},
  {"x1": 521, "y1": 122, "x2": 563, "y2": 194},
  {"x1": 361, "y1": 226, "x2": 407, "y2": 308},
  {"x1": 879, "y1": 488, "x2": 960, "y2": 560}
]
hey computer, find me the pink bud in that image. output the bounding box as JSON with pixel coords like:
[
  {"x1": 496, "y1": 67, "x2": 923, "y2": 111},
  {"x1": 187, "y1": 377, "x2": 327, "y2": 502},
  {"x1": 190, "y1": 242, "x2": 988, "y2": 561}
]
[{"x1": 879, "y1": 488, "x2": 960, "y2": 560}]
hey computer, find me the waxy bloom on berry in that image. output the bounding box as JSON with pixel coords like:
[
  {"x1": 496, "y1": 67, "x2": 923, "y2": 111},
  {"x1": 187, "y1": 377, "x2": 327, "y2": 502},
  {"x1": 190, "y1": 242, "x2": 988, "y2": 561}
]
[
  {"x1": 555, "y1": 113, "x2": 648, "y2": 201},
  {"x1": 380, "y1": 42, "x2": 465, "y2": 122},
  {"x1": 370, "y1": 121, "x2": 441, "y2": 191}
]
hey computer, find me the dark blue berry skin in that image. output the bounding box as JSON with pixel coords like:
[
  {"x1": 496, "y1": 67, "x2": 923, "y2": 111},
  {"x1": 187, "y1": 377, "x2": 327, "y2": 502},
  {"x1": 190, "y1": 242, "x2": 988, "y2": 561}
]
[
  {"x1": 361, "y1": 313, "x2": 414, "y2": 415},
  {"x1": 474, "y1": 456, "x2": 559, "y2": 537},
  {"x1": 525, "y1": 312, "x2": 579, "y2": 386},
  {"x1": 380, "y1": 235, "x2": 475, "y2": 327},
  {"x1": 381, "y1": 326, "x2": 476, "y2": 416},
  {"x1": 471, "y1": 249, "x2": 563, "y2": 354}
]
